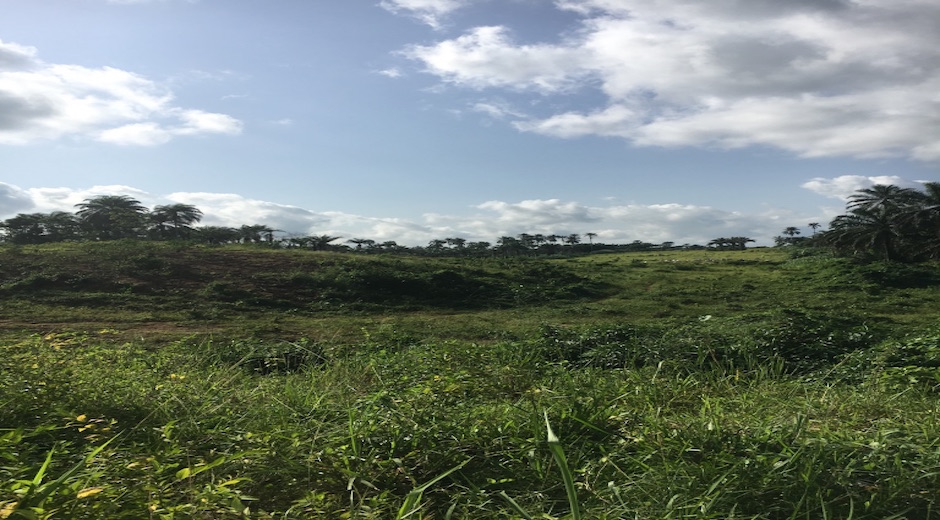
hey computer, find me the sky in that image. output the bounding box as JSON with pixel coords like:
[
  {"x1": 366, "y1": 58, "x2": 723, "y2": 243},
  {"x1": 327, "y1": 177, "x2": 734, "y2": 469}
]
[{"x1": 1, "y1": 0, "x2": 938, "y2": 247}]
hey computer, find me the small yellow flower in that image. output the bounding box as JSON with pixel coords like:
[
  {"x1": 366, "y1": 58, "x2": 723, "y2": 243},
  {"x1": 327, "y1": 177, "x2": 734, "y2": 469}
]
[{"x1": 76, "y1": 414, "x2": 87, "y2": 422}]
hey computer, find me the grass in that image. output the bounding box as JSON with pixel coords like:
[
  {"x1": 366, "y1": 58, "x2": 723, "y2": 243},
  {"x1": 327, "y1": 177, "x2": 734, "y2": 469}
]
[{"x1": 1, "y1": 243, "x2": 940, "y2": 517}]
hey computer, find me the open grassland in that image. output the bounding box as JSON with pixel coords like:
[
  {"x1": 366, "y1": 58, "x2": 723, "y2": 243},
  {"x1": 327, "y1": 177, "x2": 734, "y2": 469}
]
[{"x1": 2, "y1": 242, "x2": 940, "y2": 518}]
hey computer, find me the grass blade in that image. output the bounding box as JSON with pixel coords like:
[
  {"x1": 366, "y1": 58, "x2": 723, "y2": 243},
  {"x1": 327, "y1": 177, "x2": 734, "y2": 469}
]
[
  {"x1": 396, "y1": 459, "x2": 469, "y2": 520},
  {"x1": 544, "y1": 410, "x2": 581, "y2": 520}
]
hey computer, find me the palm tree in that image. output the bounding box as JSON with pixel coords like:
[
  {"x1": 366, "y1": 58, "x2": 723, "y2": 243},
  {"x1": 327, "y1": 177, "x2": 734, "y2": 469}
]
[
  {"x1": 0, "y1": 213, "x2": 46, "y2": 244},
  {"x1": 43, "y1": 212, "x2": 79, "y2": 242},
  {"x1": 496, "y1": 236, "x2": 526, "y2": 256},
  {"x1": 728, "y1": 236, "x2": 755, "y2": 250},
  {"x1": 466, "y1": 241, "x2": 492, "y2": 257},
  {"x1": 824, "y1": 208, "x2": 902, "y2": 262},
  {"x1": 347, "y1": 238, "x2": 375, "y2": 251},
  {"x1": 150, "y1": 204, "x2": 203, "y2": 239},
  {"x1": 822, "y1": 183, "x2": 940, "y2": 262},
  {"x1": 75, "y1": 195, "x2": 149, "y2": 240},
  {"x1": 783, "y1": 227, "x2": 800, "y2": 238},
  {"x1": 708, "y1": 237, "x2": 731, "y2": 250},
  {"x1": 517, "y1": 233, "x2": 535, "y2": 250},
  {"x1": 808, "y1": 222, "x2": 821, "y2": 235},
  {"x1": 307, "y1": 234, "x2": 341, "y2": 251},
  {"x1": 427, "y1": 239, "x2": 447, "y2": 254},
  {"x1": 194, "y1": 226, "x2": 240, "y2": 245},
  {"x1": 902, "y1": 182, "x2": 940, "y2": 259},
  {"x1": 847, "y1": 184, "x2": 922, "y2": 214}
]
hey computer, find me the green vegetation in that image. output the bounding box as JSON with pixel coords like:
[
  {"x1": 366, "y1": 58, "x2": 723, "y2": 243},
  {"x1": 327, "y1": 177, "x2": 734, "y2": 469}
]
[
  {"x1": 819, "y1": 182, "x2": 940, "y2": 262},
  {"x1": 2, "y1": 243, "x2": 940, "y2": 518}
]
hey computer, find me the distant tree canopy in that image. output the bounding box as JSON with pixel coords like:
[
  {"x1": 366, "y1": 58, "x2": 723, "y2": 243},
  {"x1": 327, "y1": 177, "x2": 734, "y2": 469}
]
[
  {"x1": 1, "y1": 196, "x2": 205, "y2": 245},
  {"x1": 1, "y1": 195, "x2": 691, "y2": 255},
  {"x1": 707, "y1": 237, "x2": 754, "y2": 250},
  {"x1": 819, "y1": 183, "x2": 940, "y2": 262}
]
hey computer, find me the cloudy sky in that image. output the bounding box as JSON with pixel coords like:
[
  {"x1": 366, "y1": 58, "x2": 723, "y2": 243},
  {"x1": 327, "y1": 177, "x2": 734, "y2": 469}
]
[{"x1": 1, "y1": 0, "x2": 938, "y2": 246}]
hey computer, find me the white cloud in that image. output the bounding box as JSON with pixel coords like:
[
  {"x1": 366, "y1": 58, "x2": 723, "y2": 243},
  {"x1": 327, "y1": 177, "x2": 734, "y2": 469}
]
[
  {"x1": 377, "y1": 68, "x2": 404, "y2": 78},
  {"x1": 0, "y1": 183, "x2": 830, "y2": 246},
  {"x1": 380, "y1": 0, "x2": 472, "y2": 29},
  {"x1": 471, "y1": 100, "x2": 526, "y2": 119},
  {"x1": 402, "y1": 0, "x2": 940, "y2": 160},
  {"x1": 801, "y1": 175, "x2": 920, "y2": 200},
  {"x1": 404, "y1": 26, "x2": 590, "y2": 92},
  {"x1": 0, "y1": 39, "x2": 242, "y2": 146}
]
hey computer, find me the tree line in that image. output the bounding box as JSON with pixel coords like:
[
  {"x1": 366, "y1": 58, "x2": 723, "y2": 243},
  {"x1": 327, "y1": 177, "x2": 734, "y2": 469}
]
[
  {"x1": 1, "y1": 194, "x2": 724, "y2": 256},
  {"x1": 0, "y1": 195, "x2": 287, "y2": 246}
]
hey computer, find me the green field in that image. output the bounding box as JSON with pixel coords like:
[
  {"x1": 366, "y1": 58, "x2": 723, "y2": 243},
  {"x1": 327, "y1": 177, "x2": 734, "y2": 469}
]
[{"x1": 2, "y1": 242, "x2": 940, "y2": 518}]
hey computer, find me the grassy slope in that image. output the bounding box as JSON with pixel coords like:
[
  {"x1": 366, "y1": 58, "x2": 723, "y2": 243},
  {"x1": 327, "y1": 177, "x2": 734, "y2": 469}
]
[{"x1": 2, "y1": 243, "x2": 940, "y2": 518}]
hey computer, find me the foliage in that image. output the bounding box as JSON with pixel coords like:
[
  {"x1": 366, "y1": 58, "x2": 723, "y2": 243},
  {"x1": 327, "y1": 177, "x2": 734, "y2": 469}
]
[{"x1": 821, "y1": 182, "x2": 940, "y2": 262}]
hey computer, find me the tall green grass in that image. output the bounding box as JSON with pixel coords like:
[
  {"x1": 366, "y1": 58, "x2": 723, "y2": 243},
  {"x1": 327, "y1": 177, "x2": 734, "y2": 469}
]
[{"x1": 3, "y1": 324, "x2": 940, "y2": 518}]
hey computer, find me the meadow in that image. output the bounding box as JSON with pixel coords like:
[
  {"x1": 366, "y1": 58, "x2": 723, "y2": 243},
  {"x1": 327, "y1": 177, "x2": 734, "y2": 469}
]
[{"x1": 1, "y1": 242, "x2": 939, "y2": 518}]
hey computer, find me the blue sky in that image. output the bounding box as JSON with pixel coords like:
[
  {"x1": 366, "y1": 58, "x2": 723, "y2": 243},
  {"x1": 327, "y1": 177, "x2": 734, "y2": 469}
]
[{"x1": 1, "y1": 0, "x2": 938, "y2": 246}]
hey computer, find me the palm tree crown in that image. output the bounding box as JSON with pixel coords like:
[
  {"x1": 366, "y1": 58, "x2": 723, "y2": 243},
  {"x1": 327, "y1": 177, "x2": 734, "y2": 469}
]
[{"x1": 75, "y1": 195, "x2": 149, "y2": 240}]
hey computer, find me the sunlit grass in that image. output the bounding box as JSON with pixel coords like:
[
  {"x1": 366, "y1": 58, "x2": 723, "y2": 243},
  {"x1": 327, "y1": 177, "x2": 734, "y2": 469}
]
[{"x1": 2, "y1": 244, "x2": 940, "y2": 517}]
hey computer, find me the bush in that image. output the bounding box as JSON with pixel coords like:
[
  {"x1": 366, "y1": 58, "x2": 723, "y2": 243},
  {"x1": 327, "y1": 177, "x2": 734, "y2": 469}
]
[{"x1": 210, "y1": 339, "x2": 328, "y2": 374}]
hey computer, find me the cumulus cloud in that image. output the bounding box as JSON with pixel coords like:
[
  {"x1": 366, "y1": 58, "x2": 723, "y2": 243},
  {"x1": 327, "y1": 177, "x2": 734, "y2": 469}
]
[
  {"x1": 801, "y1": 175, "x2": 921, "y2": 200},
  {"x1": 401, "y1": 0, "x2": 940, "y2": 160},
  {"x1": 380, "y1": 0, "x2": 472, "y2": 29},
  {"x1": 0, "y1": 183, "x2": 830, "y2": 246},
  {"x1": 0, "y1": 39, "x2": 242, "y2": 146}
]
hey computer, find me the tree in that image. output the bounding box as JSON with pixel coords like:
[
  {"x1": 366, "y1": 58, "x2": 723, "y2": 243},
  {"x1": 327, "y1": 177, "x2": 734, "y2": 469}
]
[
  {"x1": 465, "y1": 241, "x2": 492, "y2": 257},
  {"x1": 808, "y1": 222, "x2": 821, "y2": 235},
  {"x1": 905, "y1": 182, "x2": 940, "y2": 259},
  {"x1": 708, "y1": 237, "x2": 752, "y2": 250},
  {"x1": 43, "y1": 212, "x2": 79, "y2": 242},
  {"x1": 239, "y1": 224, "x2": 279, "y2": 244},
  {"x1": 708, "y1": 237, "x2": 729, "y2": 249},
  {"x1": 194, "y1": 226, "x2": 240, "y2": 245},
  {"x1": 820, "y1": 183, "x2": 940, "y2": 262},
  {"x1": 517, "y1": 233, "x2": 535, "y2": 251},
  {"x1": 150, "y1": 204, "x2": 203, "y2": 239},
  {"x1": 777, "y1": 226, "x2": 806, "y2": 246},
  {"x1": 307, "y1": 234, "x2": 341, "y2": 251},
  {"x1": 847, "y1": 184, "x2": 922, "y2": 214},
  {"x1": 728, "y1": 236, "x2": 755, "y2": 250},
  {"x1": 75, "y1": 195, "x2": 149, "y2": 240},
  {"x1": 347, "y1": 238, "x2": 375, "y2": 251},
  {"x1": 824, "y1": 207, "x2": 901, "y2": 262},
  {"x1": 496, "y1": 236, "x2": 526, "y2": 256},
  {"x1": 445, "y1": 237, "x2": 467, "y2": 250},
  {"x1": 427, "y1": 239, "x2": 447, "y2": 254},
  {"x1": 0, "y1": 213, "x2": 46, "y2": 244}
]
